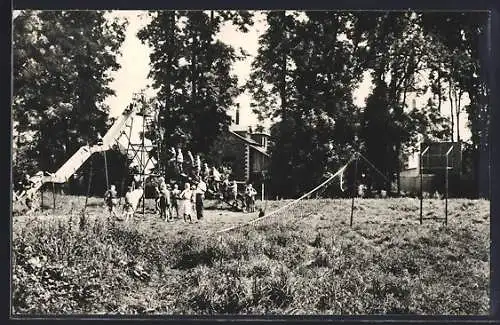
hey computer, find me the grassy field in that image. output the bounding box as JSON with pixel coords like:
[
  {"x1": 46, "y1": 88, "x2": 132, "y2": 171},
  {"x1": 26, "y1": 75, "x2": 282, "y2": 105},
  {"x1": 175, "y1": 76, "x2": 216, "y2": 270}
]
[{"x1": 11, "y1": 194, "x2": 490, "y2": 315}]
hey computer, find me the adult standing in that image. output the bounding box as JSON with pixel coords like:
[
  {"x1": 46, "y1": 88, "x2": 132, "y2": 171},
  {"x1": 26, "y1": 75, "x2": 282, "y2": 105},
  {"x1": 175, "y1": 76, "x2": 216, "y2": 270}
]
[
  {"x1": 179, "y1": 182, "x2": 194, "y2": 223},
  {"x1": 195, "y1": 177, "x2": 207, "y2": 221}
]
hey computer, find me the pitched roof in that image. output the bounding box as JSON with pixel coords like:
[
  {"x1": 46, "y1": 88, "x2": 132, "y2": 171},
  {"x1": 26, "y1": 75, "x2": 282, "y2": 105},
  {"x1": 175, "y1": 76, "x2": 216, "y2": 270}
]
[
  {"x1": 249, "y1": 144, "x2": 270, "y2": 157},
  {"x1": 228, "y1": 130, "x2": 261, "y2": 146},
  {"x1": 228, "y1": 130, "x2": 270, "y2": 157}
]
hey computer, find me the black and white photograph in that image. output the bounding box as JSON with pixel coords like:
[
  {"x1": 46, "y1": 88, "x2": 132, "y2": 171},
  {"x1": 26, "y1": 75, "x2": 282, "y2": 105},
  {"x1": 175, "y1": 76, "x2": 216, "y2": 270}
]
[{"x1": 11, "y1": 9, "x2": 491, "y2": 316}]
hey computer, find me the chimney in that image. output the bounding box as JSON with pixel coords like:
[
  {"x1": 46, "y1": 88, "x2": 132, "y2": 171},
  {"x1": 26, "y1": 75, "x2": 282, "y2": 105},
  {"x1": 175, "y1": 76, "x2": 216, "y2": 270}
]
[{"x1": 235, "y1": 104, "x2": 240, "y2": 125}]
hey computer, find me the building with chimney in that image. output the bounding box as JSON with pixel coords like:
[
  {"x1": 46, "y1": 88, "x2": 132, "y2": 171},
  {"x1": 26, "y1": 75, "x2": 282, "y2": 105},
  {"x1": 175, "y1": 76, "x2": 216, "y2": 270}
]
[{"x1": 209, "y1": 104, "x2": 271, "y2": 185}]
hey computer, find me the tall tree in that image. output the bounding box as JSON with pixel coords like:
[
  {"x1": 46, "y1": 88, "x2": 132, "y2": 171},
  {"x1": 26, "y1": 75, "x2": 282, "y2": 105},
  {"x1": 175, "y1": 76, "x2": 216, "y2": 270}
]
[
  {"x1": 138, "y1": 10, "x2": 253, "y2": 158},
  {"x1": 355, "y1": 12, "x2": 447, "y2": 194},
  {"x1": 12, "y1": 10, "x2": 127, "y2": 190},
  {"x1": 420, "y1": 12, "x2": 490, "y2": 197},
  {"x1": 249, "y1": 11, "x2": 369, "y2": 197}
]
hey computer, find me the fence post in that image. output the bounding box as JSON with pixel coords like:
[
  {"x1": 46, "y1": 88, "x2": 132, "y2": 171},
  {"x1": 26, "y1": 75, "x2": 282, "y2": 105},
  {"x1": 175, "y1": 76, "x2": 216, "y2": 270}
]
[
  {"x1": 52, "y1": 182, "x2": 56, "y2": 210},
  {"x1": 420, "y1": 146, "x2": 429, "y2": 225},
  {"x1": 445, "y1": 145, "x2": 453, "y2": 226},
  {"x1": 350, "y1": 155, "x2": 358, "y2": 227},
  {"x1": 420, "y1": 154, "x2": 423, "y2": 225},
  {"x1": 40, "y1": 183, "x2": 44, "y2": 212}
]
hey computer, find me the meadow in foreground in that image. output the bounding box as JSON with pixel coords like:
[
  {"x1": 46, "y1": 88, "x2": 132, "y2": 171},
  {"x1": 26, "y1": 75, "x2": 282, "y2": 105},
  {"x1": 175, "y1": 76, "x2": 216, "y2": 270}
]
[{"x1": 11, "y1": 196, "x2": 490, "y2": 315}]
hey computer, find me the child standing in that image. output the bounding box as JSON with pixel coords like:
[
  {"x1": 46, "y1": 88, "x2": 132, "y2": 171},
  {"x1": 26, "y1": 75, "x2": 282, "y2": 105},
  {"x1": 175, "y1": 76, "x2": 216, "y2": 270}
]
[
  {"x1": 158, "y1": 183, "x2": 172, "y2": 221},
  {"x1": 176, "y1": 148, "x2": 184, "y2": 174},
  {"x1": 104, "y1": 184, "x2": 119, "y2": 218},
  {"x1": 245, "y1": 183, "x2": 257, "y2": 213},
  {"x1": 171, "y1": 183, "x2": 181, "y2": 219},
  {"x1": 123, "y1": 186, "x2": 135, "y2": 221},
  {"x1": 231, "y1": 180, "x2": 239, "y2": 209}
]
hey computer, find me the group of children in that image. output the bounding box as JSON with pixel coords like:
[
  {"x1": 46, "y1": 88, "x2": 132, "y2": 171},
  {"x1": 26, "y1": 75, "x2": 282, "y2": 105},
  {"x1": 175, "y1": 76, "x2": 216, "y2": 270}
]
[
  {"x1": 153, "y1": 176, "x2": 208, "y2": 223},
  {"x1": 101, "y1": 146, "x2": 260, "y2": 221},
  {"x1": 219, "y1": 180, "x2": 258, "y2": 212},
  {"x1": 103, "y1": 175, "x2": 208, "y2": 223},
  {"x1": 103, "y1": 177, "x2": 260, "y2": 222}
]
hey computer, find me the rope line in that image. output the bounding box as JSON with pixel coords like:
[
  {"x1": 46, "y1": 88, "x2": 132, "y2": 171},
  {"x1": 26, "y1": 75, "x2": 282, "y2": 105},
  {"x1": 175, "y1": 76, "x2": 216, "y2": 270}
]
[
  {"x1": 215, "y1": 155, "x2": 356, "y2": 234},
  {"x1": 357, "y1": 152, "x2": 392, "y2": 184}
]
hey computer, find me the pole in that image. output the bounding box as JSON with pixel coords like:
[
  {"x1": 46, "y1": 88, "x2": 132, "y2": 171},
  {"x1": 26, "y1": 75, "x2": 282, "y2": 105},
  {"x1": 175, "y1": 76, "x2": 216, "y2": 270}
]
[
  {"x1": 103, "y1": 151, "x2": 109, "y2": 190},
  {"x1": 445, "y1": 145, "x2": 453, "y2": 226},
  {"x1": 419, "y1": 146, "x2": 429, "y2": 225},
  {"x1": 445, "y1": 154, "x2": 449, "y2": 225},
  {"x1": 261, "y1": 183, "x2": 264, "y2": 201},
  {"x1": 85, "y1": 161, "x2": 93, "y2": 211},
  {"x1": 52, "y1": 182, "x2": 56, "y2": 210},
  {"x1": 420, "y1": 153, "x2": 423, "y2": 225},
  {"x1": 350, "y1": 155, "x2": 358, "y2": 227},
  {"x1": 40, "y1": 183, "x2": 44, "y2": 212},
  {"x1": 142, "y1": 112, "x2": 146, "y2": 216}
]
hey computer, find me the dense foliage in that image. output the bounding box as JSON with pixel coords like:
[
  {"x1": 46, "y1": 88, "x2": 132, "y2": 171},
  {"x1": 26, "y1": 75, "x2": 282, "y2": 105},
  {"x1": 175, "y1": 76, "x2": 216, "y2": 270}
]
[
  {"x1": 12, "y1": 11, "x2": 490, "y2": 198},
  {"x1": 137, "y1": 11, "x2": 254, "y2": 157},
  {"x1": 247, "y1": 11, "x2": 489, "y2": 198},
  {"x1": 12, "y1": 10, "x2": 127, "y2": 191}
]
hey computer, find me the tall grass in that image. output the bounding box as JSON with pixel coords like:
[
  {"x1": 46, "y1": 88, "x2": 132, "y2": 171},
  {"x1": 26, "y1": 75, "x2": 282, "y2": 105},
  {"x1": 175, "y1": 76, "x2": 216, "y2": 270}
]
[{"x1": 12, "y1": 198, "x2": 489, "y2": 315}]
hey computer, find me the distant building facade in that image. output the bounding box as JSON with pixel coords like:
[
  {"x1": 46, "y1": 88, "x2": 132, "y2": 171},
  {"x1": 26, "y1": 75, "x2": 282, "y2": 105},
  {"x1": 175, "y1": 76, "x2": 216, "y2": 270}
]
[
  {"x1": 210, "y1": 127, "x2": 270, "y2": 184},
  {"x1": 400, "y1": 141, "x2": 470, "y2": 196}
]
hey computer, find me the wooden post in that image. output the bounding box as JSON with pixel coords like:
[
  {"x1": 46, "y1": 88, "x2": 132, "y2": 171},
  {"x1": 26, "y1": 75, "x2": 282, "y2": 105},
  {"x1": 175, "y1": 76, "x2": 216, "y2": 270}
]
[
  {"x1": 119, "y1": 177, "x2": 125, "y2": 205},
  {"x1": 350, "y1": 156, "x2": 358, "y2": 227},
  {"x1": 419, "y1": 146, "x2": 429, "y2": 225},
  {"x1": 142, "y1": 113, "x2": 146, "y2": 216},
  {"x1": 103, "y1": 151, "x2": 109, "y2": 190},
  {"x1": 52, "y1": 182, "x2": 56, "y2": 210},
  {"x1": 445, "y1": 154, "x2": 449, "y2": 225},
  {"x1": 419, "y1": 154, "x2": 423, "y2": 225},
  {"x1": 445, "y1": 145, "x2": 453, "y2": 226},
  {"x1": 40, "y1": 184, "x2": 44, "y2": 212},
  {"x1": 85, "y1": 162, "x2": 93, "y2": 211}
]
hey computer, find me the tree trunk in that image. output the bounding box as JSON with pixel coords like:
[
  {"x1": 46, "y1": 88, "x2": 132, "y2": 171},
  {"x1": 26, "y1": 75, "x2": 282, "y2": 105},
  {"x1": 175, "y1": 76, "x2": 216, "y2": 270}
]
[
  {"x1": 397, "y1": 83, "x2": 408, "y2": 196},
  {"x1": 281, "y1": 11, "x2": 287, "y2": 116},
  {"x1": 437, "y1": 69, "x2": 442, "y2": 114},
  {"x1": 164, "y1": 11, "x2": 175, "y2": 157},
  {"x1": 191, "y1": 30, "x2": 197, "y2": 104},
  {"x1": 456, "y1": 89, "x2": 461, "y2": 144}
]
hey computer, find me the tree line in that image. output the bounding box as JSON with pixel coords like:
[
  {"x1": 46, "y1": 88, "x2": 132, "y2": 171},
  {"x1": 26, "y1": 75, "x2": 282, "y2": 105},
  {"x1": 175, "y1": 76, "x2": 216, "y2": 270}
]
[{"x1": 12, "y1": 10, "x2": 490, "y2": 198}]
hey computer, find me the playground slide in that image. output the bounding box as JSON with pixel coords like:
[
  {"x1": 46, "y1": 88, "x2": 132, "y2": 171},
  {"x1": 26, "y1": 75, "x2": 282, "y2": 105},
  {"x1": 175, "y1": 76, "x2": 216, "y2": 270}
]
[
  {"x1": 15, "y1": 108, "x2": 138, "y2": 201},
  {"x1": 49, "y1": 109, "x2": 137, "y2": 184}
]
